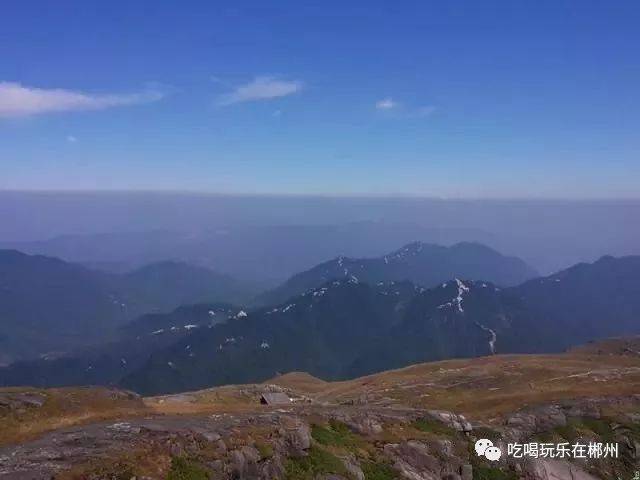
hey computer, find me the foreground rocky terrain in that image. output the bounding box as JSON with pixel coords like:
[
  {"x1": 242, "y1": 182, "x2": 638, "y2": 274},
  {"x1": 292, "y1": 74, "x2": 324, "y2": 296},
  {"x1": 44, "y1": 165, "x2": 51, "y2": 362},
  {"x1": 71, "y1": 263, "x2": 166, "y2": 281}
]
[{"x1": 1, "y1": 340, "x2": 640, "y2": 480}]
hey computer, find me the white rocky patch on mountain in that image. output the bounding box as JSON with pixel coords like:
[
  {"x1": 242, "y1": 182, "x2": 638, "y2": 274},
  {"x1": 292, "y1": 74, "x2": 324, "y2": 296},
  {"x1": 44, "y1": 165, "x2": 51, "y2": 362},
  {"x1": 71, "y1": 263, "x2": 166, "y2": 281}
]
[
  {"x1": 453, "y1": 279, "x2": 470, "y2": 313},
  {"x1": 436, "y1": 279, "x2": 470, "y2": 313},
  {"x1": 474, "y1": 321, "x2": 497, "y2": 354},
  {"x1": 388, "y1": 242, "x2": 424, "y2": 262}
]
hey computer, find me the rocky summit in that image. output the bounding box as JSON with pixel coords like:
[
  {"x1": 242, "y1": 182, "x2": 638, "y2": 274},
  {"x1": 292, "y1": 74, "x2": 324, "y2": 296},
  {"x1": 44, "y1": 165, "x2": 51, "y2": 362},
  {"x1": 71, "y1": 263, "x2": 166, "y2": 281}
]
[{"x1": 1, "y1": 340, "x2": 639, "y2": 480}]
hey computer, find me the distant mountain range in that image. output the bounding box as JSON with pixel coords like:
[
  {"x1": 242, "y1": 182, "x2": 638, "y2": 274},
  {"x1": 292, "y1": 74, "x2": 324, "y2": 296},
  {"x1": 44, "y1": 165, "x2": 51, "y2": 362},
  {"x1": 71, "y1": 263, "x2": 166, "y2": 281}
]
[
  {"x1": 0, "y1": 223, "x2": 512, "y2": 285},
  {"x1": 0, "y1": 250, "x2": 253, "y2": 364},
  {"x1": 2, "y1": 252, "x2": 639, "y2": 395},
  {"x1": 509, "y1": 254, "x2": 640, "y2": 351},
  {"x1": 0, "y1": 241, "x2": 534, "y2": 364},
  {"x1": 117, "y1": 261, "x2": 251, "y2": 314},
  {"x1": 0, "y1": 303, "x2": 244, "y2": 388},
  {"x1": 255, "y1": 241, "x2": 538, "y2": 306},
  {"x1": 5, "y1": 193, "x2": 639, "y2": 277},
  {"x1": 122, "y1": 255, "x2": 640, "y2": 394},
  {"x1": 0, "y1": 250, "x2": 128, "y2": 365}
]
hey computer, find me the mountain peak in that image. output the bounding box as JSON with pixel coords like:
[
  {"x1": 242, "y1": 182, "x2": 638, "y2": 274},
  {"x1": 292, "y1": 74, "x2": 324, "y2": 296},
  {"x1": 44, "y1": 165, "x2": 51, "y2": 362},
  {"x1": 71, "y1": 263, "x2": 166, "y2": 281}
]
[
  {"x1": 256, "y1": 241, "x2": 537, "y2": 307},
  {"x1": 386, "y1": 241, "x2": 427, "y2": 262}
]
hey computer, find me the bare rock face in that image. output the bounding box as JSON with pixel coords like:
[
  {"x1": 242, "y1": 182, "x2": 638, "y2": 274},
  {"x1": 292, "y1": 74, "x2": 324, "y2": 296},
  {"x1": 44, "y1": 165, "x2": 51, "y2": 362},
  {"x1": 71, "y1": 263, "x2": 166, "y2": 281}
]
[
  {"x1": 1, "y1": 396, "x2": 637, "y2": 480},
  {"x1": 506, "y1": 405, "x2": 567, "y2": 439},
  {"x1": 524, "y1": 459, "x2": 600, "y2": 480},
  {"x1": 339, "y1": 454, "x2": 365, "y2": 480},
  {"x1": 383, "y1": 441, "x2": 443, "y2": 480},
  {"x1": 259, "y1": 453, "x2": 285, "y2": 480},
  {"x1": 0, "y1": 392, "x2": 46, "y2": 411},
  {"x1": 562, "y1": 400, "x2": 601, "y2": 420},
  {"x1": 241, "y1": 445, "x2": 261, "y2": 464},
  {"x1": 216, "y1": 438, "x2": 228, "y2": 454},
  {"x1": 193, "y1": 428, "x2": 221, "y2": 443},
  {"x1": 338, "y1": 413, "x2": 384, "y2": 436},
  {"x1": 507, "y1": 396, "x2": 640, "y2": 441},
  {"x1": 627, "y1": 413, "x2": 640, "y2": 424},
  {"x1": 230, "y1": 449, "x2": 248, "y2": 478},
  {"x1": 426, "y1": 410, "x2": 473, "y2": 433},
  {"x1": 280, "y1": 417, "x2": 311, "y2": 455},
  {"x1": 230, "y1": 446, "x2": 262, "y2": 480},
  {"x1": 230, "y1": 445, "x2": 265, "y2": 480},
  {"x1": 532, "y1": 406, "x2": 567, "y2": 432}
]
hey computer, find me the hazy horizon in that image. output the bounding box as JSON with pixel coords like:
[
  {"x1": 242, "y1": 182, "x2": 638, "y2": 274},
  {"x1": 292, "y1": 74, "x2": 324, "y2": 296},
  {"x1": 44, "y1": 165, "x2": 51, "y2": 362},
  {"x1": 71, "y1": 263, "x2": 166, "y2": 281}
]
[
  {"x1": 1, "y1": 191, "x2": 638, "y2": 280},
  {"x1": 3, "y1": 188, "x2": 640, "y2": 200}
]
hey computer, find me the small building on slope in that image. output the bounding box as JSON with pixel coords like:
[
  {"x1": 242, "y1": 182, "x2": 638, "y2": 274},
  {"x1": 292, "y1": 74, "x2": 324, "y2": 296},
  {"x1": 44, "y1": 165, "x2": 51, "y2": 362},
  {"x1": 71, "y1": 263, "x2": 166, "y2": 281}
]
[{"x1": 260, "y1": 392, "x2": 291, "y2": 405}]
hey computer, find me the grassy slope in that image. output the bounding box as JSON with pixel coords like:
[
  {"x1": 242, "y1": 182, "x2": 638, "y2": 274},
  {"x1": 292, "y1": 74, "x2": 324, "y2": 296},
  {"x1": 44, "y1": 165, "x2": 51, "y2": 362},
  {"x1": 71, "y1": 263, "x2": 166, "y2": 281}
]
[
  {"x1": 0, "y1": 386, "x2": 147, "y2": 446},
  {"x1": 4, "y1": 340, "x2": 640, "y2": 446},
  {"x1": 276, "y1": 351, "x2": 640, "y2": 420}
]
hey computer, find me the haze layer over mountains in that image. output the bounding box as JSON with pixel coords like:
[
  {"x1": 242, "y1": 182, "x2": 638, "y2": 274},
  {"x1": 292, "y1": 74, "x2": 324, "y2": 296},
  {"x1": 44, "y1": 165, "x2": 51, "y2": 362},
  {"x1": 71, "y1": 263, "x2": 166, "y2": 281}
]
[
  {"x1": 0, "y1": 193, "x2": 639, "y2": 395},
  {"x1": 2, "y1": 192, "x2": 639, "y2": 279}
]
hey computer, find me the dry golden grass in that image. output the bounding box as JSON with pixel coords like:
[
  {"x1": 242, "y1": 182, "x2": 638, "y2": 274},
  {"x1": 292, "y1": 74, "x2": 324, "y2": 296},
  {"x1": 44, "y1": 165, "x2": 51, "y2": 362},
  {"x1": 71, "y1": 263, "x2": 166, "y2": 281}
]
[
  {"x1": 266, "y1": 371, "x2": 328, "y2": 394},
  {"x1": 55, "y1": 448, "x2": 172, "y2": 480},
  {"x1": 5, "y1": 342, "x2": 640, "y2": 447},
  {"x1": 145, "y1": 383, "x2": 267, "y2": 415},
  {"x1": 141, "y1": 348, "x2": 640, "y2": 422},
  {"x1": 0, "y1": 386, "x2": 148, "y2": 446},
  {"x1": 313, "y1": 353, "x2": 640, "y2": 421}
]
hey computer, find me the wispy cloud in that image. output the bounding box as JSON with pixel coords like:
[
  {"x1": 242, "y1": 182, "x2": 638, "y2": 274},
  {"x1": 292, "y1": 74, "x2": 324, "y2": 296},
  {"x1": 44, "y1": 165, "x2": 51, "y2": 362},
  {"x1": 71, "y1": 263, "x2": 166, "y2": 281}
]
[
  {"x1": 0, "y1": 82, "x2": 165, "y2": 118},
  {"x1": 375, "y1": 97, "x2": 398, "y2": 110},
  {"x1": 376, "y1": 97, "x2": 436, "y2": 118},
  {"x1": 217, "y1": 76, "x2": 303, "y2": 105},
  {"x1": 66, "y1": 135, "x2": 78, "y2": 143}
]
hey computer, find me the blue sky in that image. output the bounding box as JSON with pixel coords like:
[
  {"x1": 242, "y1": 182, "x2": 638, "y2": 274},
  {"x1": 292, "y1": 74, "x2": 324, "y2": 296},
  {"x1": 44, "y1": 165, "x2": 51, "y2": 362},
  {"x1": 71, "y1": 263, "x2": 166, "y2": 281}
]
[{"x1": 1, "y1": 1, "x2": 639, "y2": 197}]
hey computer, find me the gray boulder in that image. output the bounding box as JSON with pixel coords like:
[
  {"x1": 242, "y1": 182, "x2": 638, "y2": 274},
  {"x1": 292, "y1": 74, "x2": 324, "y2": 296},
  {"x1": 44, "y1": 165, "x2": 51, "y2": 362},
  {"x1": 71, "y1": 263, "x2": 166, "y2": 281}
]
[
  {"x1": 384, "y1": 441, "x2": 441, "y2": 480},
  {"x1": 524, "y1": 459, "x2": 600, "y2": 480},
  {"x1": 426, "y1": 410, "x2": 472, "y2": 433},
  {"x1": 280, "y1": 417, "x2": 311, "y2": 455}
]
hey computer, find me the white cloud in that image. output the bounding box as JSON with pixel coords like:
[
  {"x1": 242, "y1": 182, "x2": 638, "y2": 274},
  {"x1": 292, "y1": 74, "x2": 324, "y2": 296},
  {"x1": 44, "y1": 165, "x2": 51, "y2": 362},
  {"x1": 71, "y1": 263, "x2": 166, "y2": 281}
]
[
  {"x1": 217, "y1": 76, "x2": 303, "y2": 105},
  {"x1": 375, "y1": 97, "x2": 398, "y2": 110},
  {"x1": 66, "y1": 135, "x2": 78, "y2": 143},
  {"x1": 0, "y1": 82, "x2": 165, "y2": 118},
  {"x1": 375, "y1": 97, "x2": 436, "y2": 118}
]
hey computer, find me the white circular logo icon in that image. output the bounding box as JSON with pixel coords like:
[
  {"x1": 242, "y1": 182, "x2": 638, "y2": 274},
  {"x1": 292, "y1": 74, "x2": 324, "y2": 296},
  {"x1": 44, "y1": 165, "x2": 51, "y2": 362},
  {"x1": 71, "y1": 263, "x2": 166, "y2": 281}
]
[
  {"x1": 475, "y1": 438, "x2": 493, "y2": 456},
  {"x1": 484, "y1": 446, "x2": 502, "y2": 461},
  {"x1": 475, "y1": 439, "x2": 502, "y2": 461}
]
